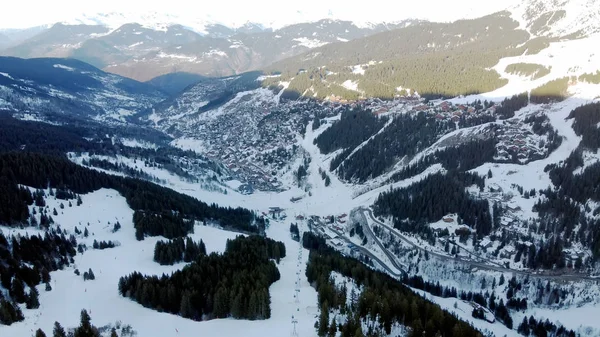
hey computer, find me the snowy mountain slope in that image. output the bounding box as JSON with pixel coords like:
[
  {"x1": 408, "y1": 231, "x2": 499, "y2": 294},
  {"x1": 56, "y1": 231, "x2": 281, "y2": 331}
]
[
  {"x1": 0, "y1": 56, "x2": 166, "y2": 124},
  {"x1": 510, "y1": 0, "x2": 600, "y2": 37}
]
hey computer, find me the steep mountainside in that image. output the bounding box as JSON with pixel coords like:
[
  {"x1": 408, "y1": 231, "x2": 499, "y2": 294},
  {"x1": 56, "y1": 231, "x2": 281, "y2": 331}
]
[{"x1": 0, "y1": 56, "x2": 166, "y2": 124}]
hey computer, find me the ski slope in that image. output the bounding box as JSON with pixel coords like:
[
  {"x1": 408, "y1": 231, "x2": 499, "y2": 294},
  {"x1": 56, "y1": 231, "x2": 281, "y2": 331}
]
[{"x1": 1, "y1": 188, "x2": 319, "y2": 337}]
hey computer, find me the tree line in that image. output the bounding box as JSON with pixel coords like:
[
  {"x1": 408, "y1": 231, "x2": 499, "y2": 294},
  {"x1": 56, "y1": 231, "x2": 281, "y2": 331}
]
[
  {"x1": 119, "y1": 235, "x2": 285, "y2": 321},
  {"x1": 32, "y1": 309, "x2": 131, "y2": 337},
  {"x1": 505, "y1": 63, "x2": 550, "y2": 80}
]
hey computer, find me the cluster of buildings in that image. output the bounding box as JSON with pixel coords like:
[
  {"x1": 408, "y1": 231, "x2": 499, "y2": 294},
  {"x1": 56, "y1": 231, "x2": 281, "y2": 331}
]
[
  {"x1": 494, "y1": 119, "x2": 547, "y2": 162},
  {"x1": 416, "y1": 100, "x2": 498, "y2": 123},
  {"x1": 192, "y1": 96, "x2": 338, "y2": 192}
]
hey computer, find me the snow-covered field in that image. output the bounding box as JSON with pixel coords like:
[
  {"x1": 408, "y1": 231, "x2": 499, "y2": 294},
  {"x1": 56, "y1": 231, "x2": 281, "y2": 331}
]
[{"x1": 1, "y1": 189, "x2": 320, "y2": 337}]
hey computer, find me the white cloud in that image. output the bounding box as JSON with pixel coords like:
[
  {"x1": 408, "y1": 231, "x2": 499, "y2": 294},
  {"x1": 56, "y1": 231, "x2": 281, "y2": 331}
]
[{"x1": 0, "y1": 0, "x2": 521, "y2": 30}]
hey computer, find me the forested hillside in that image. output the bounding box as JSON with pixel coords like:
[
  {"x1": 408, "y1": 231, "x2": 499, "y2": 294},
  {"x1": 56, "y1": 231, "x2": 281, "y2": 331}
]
[
  {"x1": 0, "y1": 152, "x2": 261, "y2": 235},
  {"x1": 302, "y1": 232, "x2": 482, "y2": 337},
  {"x1": 538, "y1": 103, "x2": 600, "y2": 260},
  {"x1": 374, "y1": 172, "x2": 491, "y2": 239},
  {"x1": 265, "y1": 11, "x2": 551, "y2": 99}
]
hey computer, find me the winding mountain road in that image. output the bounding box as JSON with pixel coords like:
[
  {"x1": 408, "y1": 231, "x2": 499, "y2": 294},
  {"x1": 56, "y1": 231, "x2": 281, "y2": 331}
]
[{"x1": 359, "y1": 207, "x2": 599, "y2": 282}]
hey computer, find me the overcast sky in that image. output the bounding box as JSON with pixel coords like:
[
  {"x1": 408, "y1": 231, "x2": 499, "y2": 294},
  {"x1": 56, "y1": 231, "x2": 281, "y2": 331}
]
[{"x1": 0, "y1": 0, "x2": 521, "y2": 29}]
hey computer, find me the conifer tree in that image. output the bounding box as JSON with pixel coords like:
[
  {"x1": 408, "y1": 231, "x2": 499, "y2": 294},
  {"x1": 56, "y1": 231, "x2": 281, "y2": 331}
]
[
  {"x1": 53, "y1": 321, "x2": 67, "y2": 337},
  {"x1": 318, "y1": 301, "x2": 330, "y2": 337},
  {"x1": 11, "y1": 278, "x2": 26, "y2": 303},
  {"x1": 179, "y1": 291, "x2": 194, "y2": 319},
  {"x1": 26, "y1": 287, "x2": 40, "y2": 309},
  {"x1": 74, "y1": 309, "x2": 99, "y2": 337},
  {"x1": 35, "y1": 329, "x2": 47, "y2": 337},
  {"x1": 0, "y1": 299, "x2": 24, "y2": 325},
  {"x1": 328, "y1": 319, "x2": 337, "y2": 337}
]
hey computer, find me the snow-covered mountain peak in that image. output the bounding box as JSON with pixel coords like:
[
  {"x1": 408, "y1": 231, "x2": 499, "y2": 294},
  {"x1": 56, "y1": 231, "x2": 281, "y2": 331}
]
[{"x1": 510, "y1": 0, "x2": 600, "y2": 37}]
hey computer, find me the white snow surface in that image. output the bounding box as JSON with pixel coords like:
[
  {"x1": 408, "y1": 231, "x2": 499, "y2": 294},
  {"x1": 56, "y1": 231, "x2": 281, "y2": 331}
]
[
  {"x1": 293, "y1": 37, "x2": 328, "y2": 49},
  {"x1": 0, "y1": 72, "x2": 14, "y2": 80},
  {"x1": 53, "y1": 64, "x2": 76, "y2": 71}
]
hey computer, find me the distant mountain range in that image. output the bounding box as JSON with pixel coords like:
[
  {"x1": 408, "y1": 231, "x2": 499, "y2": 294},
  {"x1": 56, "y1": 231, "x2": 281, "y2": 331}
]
[
  {"x1": 0, "y1": 0, "x2": 598, "y2": 100},
  {"x1": 0, "y1": 19, "x2": 417, "y2": 84}
]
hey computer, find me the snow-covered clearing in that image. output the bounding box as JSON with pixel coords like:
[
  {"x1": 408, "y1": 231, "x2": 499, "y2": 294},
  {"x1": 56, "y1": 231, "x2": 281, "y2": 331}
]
[
  {"x1": 118, "y1": 138, "x2": 159, "y2": 149},
  {"x1": 293, "y1": 37, "x2": 328, "y2": 49},
  {"x1": 520, "y1": 305, "x2": 600, "y2": 337},
  {"x1": 341, "y1": 80, "x2": 359, "y2": 92}
]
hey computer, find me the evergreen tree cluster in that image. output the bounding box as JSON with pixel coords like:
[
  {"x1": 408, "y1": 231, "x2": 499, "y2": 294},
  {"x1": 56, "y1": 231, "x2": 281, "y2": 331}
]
[
  {"x1": 36, "y1": 310, "x2": 103, "y2": 337},
  {"x1": 390, "y1": 138, "x2": 498, "y2": 183},
  {"x1": 517, "y1": 316, "x2": 576, "y2": 337},
  {"x1": 505, "y1": 63, "x2": 551, "y2": 80},
  {"x1": 153, "y1": 237, "x2": 207, "y2": 265},
  {"x1": 495, "y1": 92, "x2": 529, "y2": 120},
  {"x1": 314, "y1": 107, "x2": 387, "y2": 154},
  {"x1": 302, "y1": 232, "x2": 482, "y2": 337},
  {"x1": 0, "y1": 152, "x2": 259, "y2": 235},
  {"x1": 82, "y1": 158, "x2": 160, "y2": 183},
  {"x1": 578, "y1": 70, "x2": 600, "y2": 84},
  {"x1": 0, "y1": 230, "x2": 76, "y2": 293},
  {"x1": 568, "y1": 102, "x2": 600, "y2": 149},
  {"x1": 133, "y1": 211, "x2": 194, "y2": 241},
  {"x1": 0, "y1": 229, "x2": 76, "y2": 325},
  {"x1": 0, "y1": 297, "x2": 24, "y2": 326},
  {"x1": 0, "y1": 113, "x2": 107, "y2": 155},
  {"x1": 333, "y1": 112, "x2": 455, "y2": 182},
  {"x1": 119, "y1": 235, "x2": 285, "y2": 321},
  {"x1": 92, "y1": 239, "x2": 115, "y2": 250},
  {"x1": 83, "y1": 268, "x2": 96, "y2": 281},
  {"x1": 374, "y1": 172, "x2": 493, "y2": 236}
]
